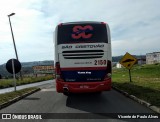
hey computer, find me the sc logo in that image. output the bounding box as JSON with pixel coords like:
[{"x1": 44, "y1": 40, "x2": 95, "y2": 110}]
[{"x1": 72, "y1": 25, "x2": 93, "y2": 39}]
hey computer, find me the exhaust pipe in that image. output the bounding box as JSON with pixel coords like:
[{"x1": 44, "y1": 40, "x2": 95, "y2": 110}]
[{"x1": 63, "y1": 87, "x2": 69, "y2": 93}]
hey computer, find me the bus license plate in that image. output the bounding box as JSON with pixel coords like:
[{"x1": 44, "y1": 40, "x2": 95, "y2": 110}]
[{"x1": 80, "y1": 85, "x2": 89, "y2": 88}]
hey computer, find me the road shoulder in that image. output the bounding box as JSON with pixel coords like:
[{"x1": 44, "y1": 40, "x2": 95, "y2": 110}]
[
  {"x1": 112, "y1": 86, "x2": 160, "y2": 113},
  {"x1": 0, "y1": 87, "x2": 40, "y2": 110}
]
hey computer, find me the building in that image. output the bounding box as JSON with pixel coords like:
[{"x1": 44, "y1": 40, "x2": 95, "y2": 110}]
[
  {"x1": 112, "y1": 62, "x2": 117, "y2": 67},
  {"x1": 116, "y1": 62, "x2": 122, "y2": 68},
  {"x1": 137, "y1": 58, "x2": 146, "y2": 65},
  {"x1": 146, "y1": 52, "x2": 160, "y2": 64}
]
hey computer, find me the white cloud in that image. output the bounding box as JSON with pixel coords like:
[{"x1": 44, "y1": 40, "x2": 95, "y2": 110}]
[{"x1": 0, "y1": 0, "x2": 160, "y2": 64}]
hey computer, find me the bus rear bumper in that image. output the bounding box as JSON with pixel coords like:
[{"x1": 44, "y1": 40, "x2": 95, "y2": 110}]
[{"x1": 56, "y1": 79, "x2": 111, "y2": 93}]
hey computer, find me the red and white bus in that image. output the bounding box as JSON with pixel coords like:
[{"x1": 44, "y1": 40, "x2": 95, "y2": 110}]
[{"x1": 54, "y1": 21, "x2": 112, "y2": 94}]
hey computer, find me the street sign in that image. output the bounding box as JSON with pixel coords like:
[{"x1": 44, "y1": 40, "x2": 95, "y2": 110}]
[
  {"x1": 119, "y1": 52, "x2": 137, "y2": 69},
  {"x1": 6, "y1": 59, "x2": 21, "y2": 74},
  {"x1": 6, "y1": 59, "x2": 21, "y2": 92},
  {"x1": 119, "y1": 52, "x2": 137, "y2": 82},
  {"x1": 33, "y1": 65, "x2": 55, "y2": 74}
]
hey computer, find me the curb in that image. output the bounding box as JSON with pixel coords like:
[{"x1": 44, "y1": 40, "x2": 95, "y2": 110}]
[
  {"x1": 0, "y1": 88, "x2": 41, "y2": 110},
  {"x1": 112, "y1": 86, "x2": 160, "y2": 114}
]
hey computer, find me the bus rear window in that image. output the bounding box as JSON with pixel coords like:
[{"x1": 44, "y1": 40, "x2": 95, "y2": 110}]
[{"x1": 57, "y1": 23, "x2": 108, "y2": 44}]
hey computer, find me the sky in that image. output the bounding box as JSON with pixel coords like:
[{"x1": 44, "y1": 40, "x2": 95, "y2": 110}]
[{"x1": 0, "y1": 0, "x2": 160, "y2": 64}]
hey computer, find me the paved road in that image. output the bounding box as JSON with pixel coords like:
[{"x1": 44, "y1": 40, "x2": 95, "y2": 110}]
[{"x1": 0, "y1": 81, "x2": 159, "y2": 122}]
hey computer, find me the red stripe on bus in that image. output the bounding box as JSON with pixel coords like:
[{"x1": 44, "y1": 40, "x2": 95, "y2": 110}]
[{"x1": 61, "y1": 67, "x2": 107, "y2": 71}]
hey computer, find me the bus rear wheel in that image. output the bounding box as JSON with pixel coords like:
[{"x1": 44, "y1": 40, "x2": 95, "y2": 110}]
[
  {"x1": 63, "y1": 92, "x2": 69, "y2": 96},
  {"x1": 95, "y1": 92, "x2": 102, "y2": 95}
]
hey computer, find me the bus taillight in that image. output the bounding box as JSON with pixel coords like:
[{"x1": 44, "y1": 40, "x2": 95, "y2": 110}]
[
  {"x1": 104, "y1": 60, "x2": 112, "y2": 80},
  {"x1": 55, "y1": 62, "x2": 61, "y2": 75},
  {"x1": 58, "y1": 23, "x2": 63, "y2": 26},
  {"x1": 101, "y1": 22, "x2": 106, "y2": 25},
  {"x1": 107, "y1": 60, "x2": 112, "y2": 74}
]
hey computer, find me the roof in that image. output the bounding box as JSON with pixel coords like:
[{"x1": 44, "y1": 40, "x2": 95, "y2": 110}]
[{"x1": 146, "y1": 52, "x2": 160, "y2": 55}]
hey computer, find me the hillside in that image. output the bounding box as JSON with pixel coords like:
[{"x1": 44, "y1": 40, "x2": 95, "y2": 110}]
[
  {"x1": 0, "y1": 55, "x2": 146, "y2": 77},
  {"x1": 112, "y1": 55, "x2": 146, "y2": 62},
  {"x1": 0, "y1": 60, "x2": 54, "y2": 78}
]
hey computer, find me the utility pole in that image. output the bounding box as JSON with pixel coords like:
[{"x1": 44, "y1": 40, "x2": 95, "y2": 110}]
[{"x1": 8, "y1": 13, "x2": 23, "y2": 80}]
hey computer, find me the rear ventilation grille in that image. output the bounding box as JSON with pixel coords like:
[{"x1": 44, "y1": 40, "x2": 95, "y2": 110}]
[{"x1": 62, "y1": 50, "x2": 104, "y2": 59}]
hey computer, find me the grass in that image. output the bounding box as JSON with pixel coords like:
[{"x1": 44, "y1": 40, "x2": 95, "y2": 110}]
[
  {"x1": 112, "y1": 64, "x2": 160, "y2": 107},
  {"x1": 0, "y1": 87, "x2": 38, "y2": 105},
  {"x1": 0, "y1": 75, "x2": 54, "y2": 89}
]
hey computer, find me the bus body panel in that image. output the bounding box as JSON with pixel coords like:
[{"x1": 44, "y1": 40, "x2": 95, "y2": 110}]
[
  {"x1": 57, "y1": 43, "x2": 108, "y2": 52},
  {"x1": 56, "y1": 79, "x2": 111, "y2": 93},
  {"x1": 54, "y1": 21, "x2": 111, "y2": 93}
]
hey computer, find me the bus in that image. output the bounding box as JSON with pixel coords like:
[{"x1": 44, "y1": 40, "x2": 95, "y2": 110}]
[{"x1": 54, "y1": 21, "x2": 112, "y2": 94}]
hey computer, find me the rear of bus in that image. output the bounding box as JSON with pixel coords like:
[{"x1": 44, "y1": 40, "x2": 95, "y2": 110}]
[{"x1": 55, "y1": 21, "x2": 111, "y2": 94}]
